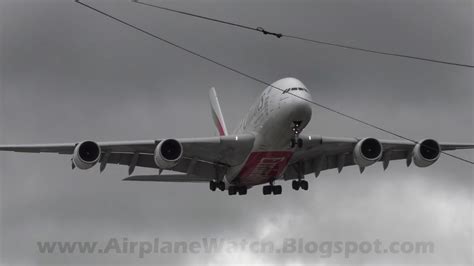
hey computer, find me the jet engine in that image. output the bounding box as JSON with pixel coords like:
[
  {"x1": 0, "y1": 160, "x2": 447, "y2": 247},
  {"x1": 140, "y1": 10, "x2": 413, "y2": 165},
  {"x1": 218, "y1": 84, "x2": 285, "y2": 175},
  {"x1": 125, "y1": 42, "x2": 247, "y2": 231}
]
[
  {"x1": 154, "y1": 139, "x2": 183, "y2": 169},
  {"x1": 72, "y1": 141, "x2": 101, "y2": 170},
  {"x1": 353, "y1": 138, "x2": 383, "y2": 167},
  {"x1": 413, "y1": 139, "x2": 440, "y2": 167}
]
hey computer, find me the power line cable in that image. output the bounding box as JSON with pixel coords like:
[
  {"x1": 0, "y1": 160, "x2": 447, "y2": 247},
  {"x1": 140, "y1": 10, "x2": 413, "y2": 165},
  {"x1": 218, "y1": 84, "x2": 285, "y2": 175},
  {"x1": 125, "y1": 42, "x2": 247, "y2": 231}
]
[
  {"x1": 74, "y1": 0, "x2": 473, "y2": 165},
  {"x1": 132, "y1": 0, "x2": 474, "y2": 69}
]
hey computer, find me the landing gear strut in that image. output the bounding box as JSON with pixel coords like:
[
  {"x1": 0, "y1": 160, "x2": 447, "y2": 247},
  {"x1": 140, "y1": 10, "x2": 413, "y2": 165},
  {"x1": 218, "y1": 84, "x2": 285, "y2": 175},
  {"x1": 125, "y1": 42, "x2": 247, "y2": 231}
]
[{"x1": 290, "y1": 121, "x2": 303, "y2": 148}]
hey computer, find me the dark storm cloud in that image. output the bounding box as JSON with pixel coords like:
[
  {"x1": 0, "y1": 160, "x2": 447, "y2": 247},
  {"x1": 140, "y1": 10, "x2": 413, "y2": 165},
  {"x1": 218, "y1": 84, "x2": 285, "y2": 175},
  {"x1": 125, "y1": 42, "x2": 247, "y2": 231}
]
[{"x1": 0, "y1": 0, "x2": 472, "y2": 265}]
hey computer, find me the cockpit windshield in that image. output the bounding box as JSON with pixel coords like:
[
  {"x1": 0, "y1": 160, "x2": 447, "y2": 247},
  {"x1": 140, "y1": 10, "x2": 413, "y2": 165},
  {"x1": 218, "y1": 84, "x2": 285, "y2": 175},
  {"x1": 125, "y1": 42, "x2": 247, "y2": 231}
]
[{"x1": 282, "y1": 87, "x2": 308, "y2": 93}]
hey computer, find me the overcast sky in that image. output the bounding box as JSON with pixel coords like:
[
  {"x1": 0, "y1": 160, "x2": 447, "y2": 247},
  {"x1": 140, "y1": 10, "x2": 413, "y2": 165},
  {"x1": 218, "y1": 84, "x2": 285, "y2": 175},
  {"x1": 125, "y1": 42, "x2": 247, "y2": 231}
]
[{"x1": 0, "y1": 0, "x2": 473, "y2": 265}]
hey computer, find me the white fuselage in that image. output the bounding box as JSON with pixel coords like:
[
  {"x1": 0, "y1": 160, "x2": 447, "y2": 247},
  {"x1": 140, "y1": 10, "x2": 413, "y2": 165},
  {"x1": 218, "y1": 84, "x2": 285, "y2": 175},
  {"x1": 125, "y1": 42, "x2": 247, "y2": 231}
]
[{"x1": 226, "y1": 77, "x2": 312, "y2": 186}]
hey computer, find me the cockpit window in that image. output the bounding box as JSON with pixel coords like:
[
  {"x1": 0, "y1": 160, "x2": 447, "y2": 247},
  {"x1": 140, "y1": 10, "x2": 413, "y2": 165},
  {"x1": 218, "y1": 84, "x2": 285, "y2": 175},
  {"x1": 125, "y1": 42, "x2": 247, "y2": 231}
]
[{"x1": 282, "y1": 87, "x2": 308, "y2": 94}]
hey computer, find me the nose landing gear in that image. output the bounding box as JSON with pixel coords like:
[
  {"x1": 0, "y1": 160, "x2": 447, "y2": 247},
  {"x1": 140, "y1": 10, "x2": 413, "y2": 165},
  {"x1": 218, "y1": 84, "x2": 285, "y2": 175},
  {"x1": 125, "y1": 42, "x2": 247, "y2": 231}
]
[
  {"x1": 290, "y1": 121, "x2": 303, "y2": 148},
  {"x1": 290, "y1": 138, "x2": 303, "y2": 148}
]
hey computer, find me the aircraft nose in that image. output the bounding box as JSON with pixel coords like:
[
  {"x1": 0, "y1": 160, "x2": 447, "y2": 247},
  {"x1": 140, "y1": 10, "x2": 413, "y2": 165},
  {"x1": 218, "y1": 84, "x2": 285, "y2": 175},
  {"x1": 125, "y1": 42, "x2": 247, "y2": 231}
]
[
  {"x1": 284, "y1": 91, "x2": 312, "y2": 124},
  {"x1": 290, "y1": 88, "x2": 312, "y2": 110},
  {"x1": 293, "y1": 97, "x2": 312, "y2": 118}
]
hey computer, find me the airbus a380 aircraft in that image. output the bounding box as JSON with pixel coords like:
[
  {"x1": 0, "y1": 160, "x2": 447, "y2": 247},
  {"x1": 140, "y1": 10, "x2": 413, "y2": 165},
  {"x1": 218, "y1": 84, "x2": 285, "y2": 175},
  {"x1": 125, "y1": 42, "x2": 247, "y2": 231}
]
[{"x1": 1, "y1": 77, "x2": 473, "y2": 195}]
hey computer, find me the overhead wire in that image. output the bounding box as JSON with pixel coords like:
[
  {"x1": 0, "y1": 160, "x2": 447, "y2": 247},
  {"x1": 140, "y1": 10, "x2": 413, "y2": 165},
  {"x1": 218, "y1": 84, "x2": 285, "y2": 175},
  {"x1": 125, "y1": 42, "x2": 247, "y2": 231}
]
[
  {"x1": 132, "y1": 0, "x2": 474, "y2": 69},
  {"x1": 74, "y1": 0, "x2": 473, "y2": 165}
]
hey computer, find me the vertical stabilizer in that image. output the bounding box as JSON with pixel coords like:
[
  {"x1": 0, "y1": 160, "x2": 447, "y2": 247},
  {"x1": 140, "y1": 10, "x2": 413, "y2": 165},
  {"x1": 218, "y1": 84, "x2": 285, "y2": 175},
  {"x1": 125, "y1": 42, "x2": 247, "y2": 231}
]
[{"x1": 209, "y1": 87, "x2": 228, "y2": 136}]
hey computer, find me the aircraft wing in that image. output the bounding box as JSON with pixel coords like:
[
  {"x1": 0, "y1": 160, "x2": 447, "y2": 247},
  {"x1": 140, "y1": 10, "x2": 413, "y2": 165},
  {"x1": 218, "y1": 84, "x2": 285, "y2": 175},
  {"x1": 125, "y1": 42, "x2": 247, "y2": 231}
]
[
  {"x1": 283, "y1": 135, "x2": 474, "y2": 179},
  {"x1": 0, "y1": 134, "x2": 255, "y2": 181}
]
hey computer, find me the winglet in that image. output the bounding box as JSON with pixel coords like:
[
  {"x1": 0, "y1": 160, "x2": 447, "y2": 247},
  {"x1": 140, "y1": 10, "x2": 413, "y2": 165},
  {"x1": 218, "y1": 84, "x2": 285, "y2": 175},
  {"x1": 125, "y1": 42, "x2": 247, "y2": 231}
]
[{"x1": 209, "y1": 87, "x2": 228, "y2": 136}]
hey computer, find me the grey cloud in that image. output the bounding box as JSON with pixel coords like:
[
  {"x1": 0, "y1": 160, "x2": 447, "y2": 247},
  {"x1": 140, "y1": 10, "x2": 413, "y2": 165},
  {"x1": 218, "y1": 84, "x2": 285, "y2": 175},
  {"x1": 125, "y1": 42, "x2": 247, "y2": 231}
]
[{"x1": 0, "y1": 0, "x2": 472, "y2": 265}]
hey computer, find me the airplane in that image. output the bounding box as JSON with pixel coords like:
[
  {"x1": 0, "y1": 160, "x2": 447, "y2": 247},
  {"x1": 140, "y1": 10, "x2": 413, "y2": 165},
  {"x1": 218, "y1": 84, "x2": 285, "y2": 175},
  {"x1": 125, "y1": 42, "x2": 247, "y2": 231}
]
[{"x1": 1, "y1": 77, "x2": 473, "y2": 195}]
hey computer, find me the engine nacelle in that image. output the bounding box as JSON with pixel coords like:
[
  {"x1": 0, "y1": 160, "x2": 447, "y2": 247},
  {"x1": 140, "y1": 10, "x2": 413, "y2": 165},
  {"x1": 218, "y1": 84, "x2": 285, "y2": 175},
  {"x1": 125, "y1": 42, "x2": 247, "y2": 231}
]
[
  {"x1": 413, "y1": 139, "x2": 440, "y2": 167},
  {"x1": 72, "y1": 141, "x2": 101, "y2": 170},
  {"x1": 154, "y1": 139, "x2": 183, "y2": 169},
  {"x1": 353, "y1": 138, "x2": 383, "y2": 167}
]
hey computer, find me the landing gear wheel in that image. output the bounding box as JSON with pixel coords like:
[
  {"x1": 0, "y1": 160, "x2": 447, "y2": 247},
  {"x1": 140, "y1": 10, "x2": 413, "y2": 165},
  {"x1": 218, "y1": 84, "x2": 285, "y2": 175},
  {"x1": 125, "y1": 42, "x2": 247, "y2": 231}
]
[
  {"x1": 297, "y1": 138, "x2": 303, "y2": 148},
  {"x1": 292, "y1": 180, "x2": 308, "y2": 191},
  {"x1": 217, "y1": 181, "x2": 226, "y2": 191},
  {"x1": 292, "y1": 180, "x2": 300, "y2": 190},
  {"x1": 290, "y1": 139, "x2": 296, "y2": 148},
  {"x1": 300, "y1": 180, "x2": 309, "y2": 191},
  {"x1": 238, "y1": 187, "x2": 247, "y2": 195},
  {"x1": 263, "y1": 185, "x2": 272, "y2": 195},
  {"x1": 228, "y1": 186, "x2": 237, "y2": 195},
  {"x1": 272, "y1": 185, "x2": 282, "y2": 195},
  {"x1": 210, "y1": 181, "x2": 217, "y2": 191}
]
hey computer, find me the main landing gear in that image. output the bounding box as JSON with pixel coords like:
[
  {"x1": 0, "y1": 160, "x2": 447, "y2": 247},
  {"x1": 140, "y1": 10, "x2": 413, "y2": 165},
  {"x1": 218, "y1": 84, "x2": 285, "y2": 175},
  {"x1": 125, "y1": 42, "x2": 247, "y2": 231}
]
[
  {"x1": 290, "y1": 121, "x2": 303, "y2": 148},
  {"x1": 228, "y1": 186, "x2": 247, "y2": 196},
  {"x1": 210, "y1": 180, "x2": 247, "y2": 195},
  {"x1": 209, "y1": 180, "x2": 225, "y2": 191},
  {"x1": 292, "y1": 179, "x2": 308, "y2": 191},
  {"x1": 262, "y1": 182, "x2": 282, "y2": 195}
]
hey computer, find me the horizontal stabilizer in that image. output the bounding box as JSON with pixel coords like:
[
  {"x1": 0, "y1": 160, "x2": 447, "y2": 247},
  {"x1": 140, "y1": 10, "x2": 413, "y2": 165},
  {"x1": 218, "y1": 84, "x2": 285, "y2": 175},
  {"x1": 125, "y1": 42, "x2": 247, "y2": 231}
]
[{"x1": 123, "y1": 174, "x2": 211, "y2": 183}]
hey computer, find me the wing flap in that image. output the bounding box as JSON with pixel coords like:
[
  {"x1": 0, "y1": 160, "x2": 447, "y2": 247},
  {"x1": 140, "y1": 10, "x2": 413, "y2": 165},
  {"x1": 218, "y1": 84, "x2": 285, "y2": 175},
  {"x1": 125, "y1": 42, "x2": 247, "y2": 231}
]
[
  {"x1": 102, "y1": 153, "x2": 227, "y2": 180},
  {"x1": 123, "y1": 174, "x2": 211, "y2": 182}
]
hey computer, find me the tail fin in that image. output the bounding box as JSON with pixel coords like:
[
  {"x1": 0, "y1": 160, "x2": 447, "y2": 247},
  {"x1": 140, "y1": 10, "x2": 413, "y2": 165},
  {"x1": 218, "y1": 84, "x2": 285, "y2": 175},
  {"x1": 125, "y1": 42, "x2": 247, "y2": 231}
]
[{"x1": 209, "y1": 87, "x2": 228, "y2": 136}]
